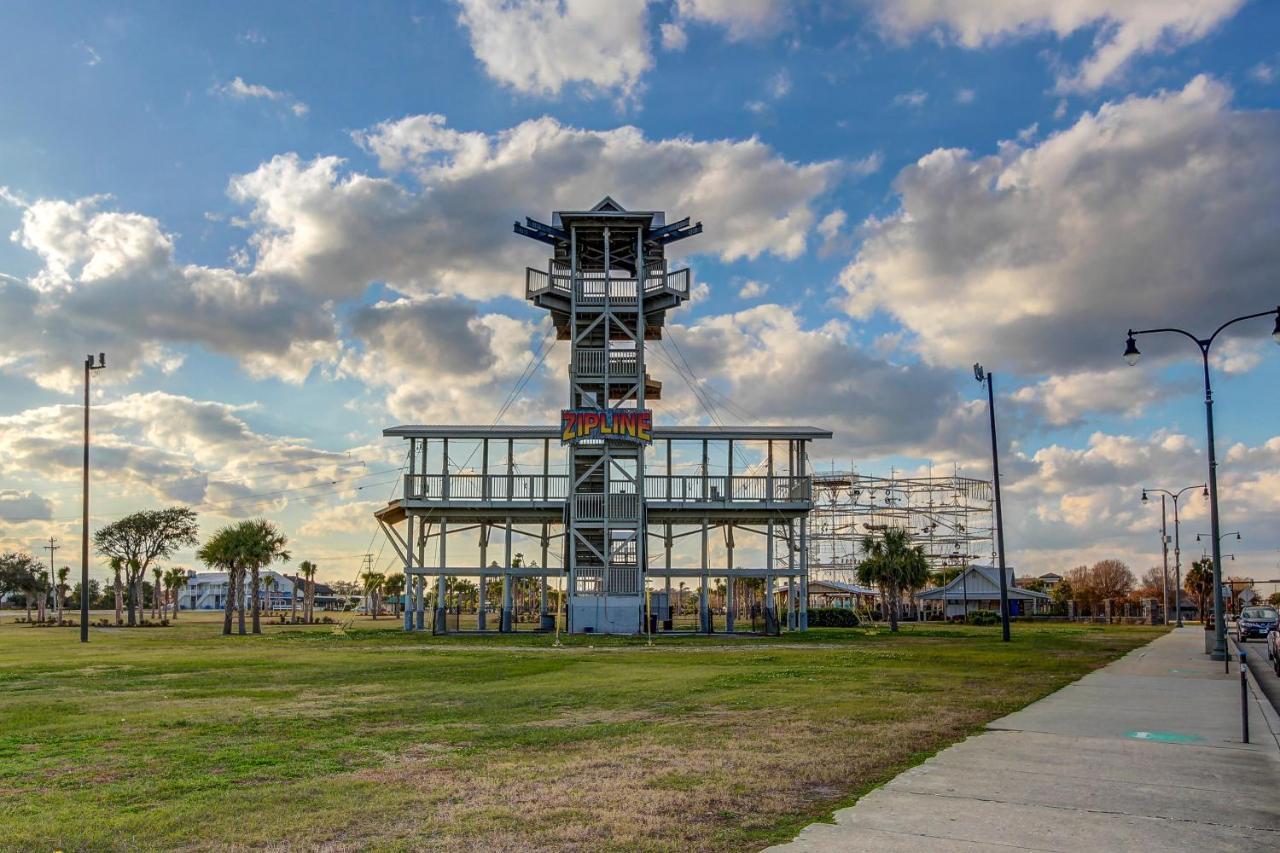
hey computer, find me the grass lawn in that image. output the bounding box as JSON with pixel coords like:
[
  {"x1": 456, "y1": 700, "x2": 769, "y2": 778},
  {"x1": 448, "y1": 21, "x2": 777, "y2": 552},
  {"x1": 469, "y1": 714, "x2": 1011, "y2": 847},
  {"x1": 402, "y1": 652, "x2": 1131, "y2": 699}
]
[{"x1": 0, "y1": 612, "x2": 1165, "y2": 851}]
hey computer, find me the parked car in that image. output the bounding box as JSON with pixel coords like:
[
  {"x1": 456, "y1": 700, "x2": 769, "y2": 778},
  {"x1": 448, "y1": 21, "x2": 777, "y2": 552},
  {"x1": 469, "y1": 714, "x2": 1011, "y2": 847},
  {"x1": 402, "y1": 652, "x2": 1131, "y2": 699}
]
[{"x1": 1236, "y1": 605, "x2": 1278, "y2": 643}]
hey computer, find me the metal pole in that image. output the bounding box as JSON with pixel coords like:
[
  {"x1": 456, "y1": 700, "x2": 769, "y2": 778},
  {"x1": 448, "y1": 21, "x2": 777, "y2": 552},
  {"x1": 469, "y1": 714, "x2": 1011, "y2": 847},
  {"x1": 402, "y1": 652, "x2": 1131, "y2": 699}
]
[
  {"x1": 1172, "y1": 496, "x2": 1183, "y2": 628},
  {"x1": 81, "y1": 357, "x2": 91, "y2": 642},
  {"x1": 1202, "y1": 350, "x2": 1226, "y2": 662},
  {"x1": 1160, "y1": 495, "x2": 1169, "y2": 625},
  {"x1": 986, "y1": 372, "x2": 1011, "y2": 642},
  {"x1": 1240, "y1": 650, "x2": 1249, "y2": 744}
]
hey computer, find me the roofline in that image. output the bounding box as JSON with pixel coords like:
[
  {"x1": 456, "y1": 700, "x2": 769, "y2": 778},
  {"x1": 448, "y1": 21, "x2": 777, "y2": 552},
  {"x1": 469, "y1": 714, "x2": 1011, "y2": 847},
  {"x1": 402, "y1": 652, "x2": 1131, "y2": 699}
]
[{"x1": 383, "y1": 425, "x2": 833, "y2": 441}]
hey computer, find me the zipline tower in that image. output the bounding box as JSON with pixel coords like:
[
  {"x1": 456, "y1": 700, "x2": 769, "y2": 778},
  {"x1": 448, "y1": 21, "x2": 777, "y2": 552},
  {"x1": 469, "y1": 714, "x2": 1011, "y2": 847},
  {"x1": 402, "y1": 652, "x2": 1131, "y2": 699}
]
[
  {"x1": 518, "y1": 197, "x2": 701, "y2": 632},
  {"x1": 376, "y1": 197, "x2": 829, "y2": 636}
]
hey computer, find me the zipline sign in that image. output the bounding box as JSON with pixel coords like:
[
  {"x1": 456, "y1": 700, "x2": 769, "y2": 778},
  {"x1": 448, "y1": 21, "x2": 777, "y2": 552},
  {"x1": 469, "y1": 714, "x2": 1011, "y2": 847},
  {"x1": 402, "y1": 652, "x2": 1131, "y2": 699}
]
[{"x1": 561, "y1": 409, "x2": 653, "y2": 445}]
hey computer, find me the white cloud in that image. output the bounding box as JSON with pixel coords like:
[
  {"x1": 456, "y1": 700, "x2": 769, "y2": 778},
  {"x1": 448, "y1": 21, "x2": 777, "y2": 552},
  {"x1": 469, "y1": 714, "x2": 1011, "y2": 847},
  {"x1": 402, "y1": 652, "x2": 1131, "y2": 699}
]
[
  {"x1": 865, "y1": 0, "x2": 1246, "y2": 92},
  {"x1": 737, "y1": 280, "x2": 769, "y2": 299},
  {"x1": 2, "y1": 193, "x2": 338, "y2": 391},
  {"x1": 660, "y1": 21, "x2": 688, "y2": 51},
  {"x1": 212, "y1": 76, "x2": 308, "y2": 117},
  {"x1": 955, "y1": 87, "x2": 976, "y2": 104},
  {"x1": 455, "y1": 0, "x2": 652, "y2": 99},
  {"x1": 840, "y1": 77, "x2": 1280, "y2": 384},
  {"x1": 893, "y1": 89, "x2": 928, "y2": 108},
  {"x1": 1009, "y1": 368, "x2": 1176, "y2": 427},
  {"x1": 1250, "y1": 62, "x2": 1276, "y2": 85},
  {"x1": 231, "y1": 114, "x2": 841, "y2": 303},
  {"x1": 671, "y1": 0, "x2": 787, "y2": 41}
]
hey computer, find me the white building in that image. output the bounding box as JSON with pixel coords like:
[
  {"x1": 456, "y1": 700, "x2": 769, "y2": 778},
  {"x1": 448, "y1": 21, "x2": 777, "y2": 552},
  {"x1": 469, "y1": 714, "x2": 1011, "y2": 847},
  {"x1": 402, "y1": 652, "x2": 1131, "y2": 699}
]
[
  {"x1": 918, "y1": 565, "x2": 1051, "y2": 619},
  {"x1": 179, "y1": 569, "x2": 299, "y2": 611}
]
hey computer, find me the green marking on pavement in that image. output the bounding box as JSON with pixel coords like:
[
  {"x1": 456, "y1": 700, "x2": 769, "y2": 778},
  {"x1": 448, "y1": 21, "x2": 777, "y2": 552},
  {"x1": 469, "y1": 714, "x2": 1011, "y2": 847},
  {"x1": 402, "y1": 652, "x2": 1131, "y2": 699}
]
[{"x1": 1126, "y1": 730, "x2": 1204, "y2": 743}]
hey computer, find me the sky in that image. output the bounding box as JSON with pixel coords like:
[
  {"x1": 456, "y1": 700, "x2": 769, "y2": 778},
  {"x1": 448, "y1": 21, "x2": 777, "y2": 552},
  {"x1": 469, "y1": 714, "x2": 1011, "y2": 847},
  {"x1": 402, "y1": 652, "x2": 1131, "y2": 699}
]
[{"x1": 2, "y1": 0, "x2": 1279, "y2": 588}]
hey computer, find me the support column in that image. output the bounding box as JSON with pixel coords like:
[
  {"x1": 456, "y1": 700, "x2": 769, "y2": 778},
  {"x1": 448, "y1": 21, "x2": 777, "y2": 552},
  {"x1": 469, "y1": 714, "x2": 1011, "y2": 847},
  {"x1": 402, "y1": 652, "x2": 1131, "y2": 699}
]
[
  {"x1": 403, "y1": 512, "x2": 415, "y2": 632},
  {"x1": 435, "y1": 520, "x2": 448, "y2": 633},
  {"x1": 415, "y1": 522, "x2": 427, "y2": 631},
  {"x1": 700, "y1": 517, "x2": 710, "y2": 633},
  {"x1": 664, "y1": 523, "x2": 673, "y2": 630},
  {"x1": 478, "y1": 522, "x2": 489, "y2": 631},
  {"x1": 725, "y1": 524, "x2": 736, "y2": 633},
  {"x1": 799, "y1": 506, "x2": 810, "y2": 630},
  {"x1": 501, "y1": 516, "x2": 513, "y2": 632},
  {"x1": 765, "y1": 519, "x2": 777, "y2": 635},
  {"x1": 788, "y1": 519, "x2": 796, "y2": 630}
]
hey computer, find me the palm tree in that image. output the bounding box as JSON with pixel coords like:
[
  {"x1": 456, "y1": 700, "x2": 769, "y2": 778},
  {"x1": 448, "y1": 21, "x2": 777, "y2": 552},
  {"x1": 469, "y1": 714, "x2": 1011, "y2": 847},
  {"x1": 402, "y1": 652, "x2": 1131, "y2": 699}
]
[
  {"x1": 382, "y1": 574, "x2": 405, "y2": 617},
  {"x1": 298, "y1": 560, "x2": 318, "y2": 623},
  {"x1": 152, "y1": 566, "x2": 163, "y2": 620},
  {"x1": 110, "y1": 557, "x2": 124, "y2": 625},
  {"x1": 197, "y1": 526, "x2": 244, "y2": 636},
  {"x1": 239, "y1": 520, "x2": 291, "y2": 635},
  {"x1": 163, "y1": 567, "x2": 187, "y2": 620},
  {"x1": 262, "y1": 575, "x2": 277, "y2": 615},
  {"x1": 361, "y1": 571, "x2": 386, "y2": 619},
  {"x1": 56, "y1": 566, "x2": 70, "y2": 623},
  {"x1": 856, "y1": 529, "x2": 930, "y2": 632},
  {"x1": 289, "y1": 573, "x2": 299, "y2": 623}
]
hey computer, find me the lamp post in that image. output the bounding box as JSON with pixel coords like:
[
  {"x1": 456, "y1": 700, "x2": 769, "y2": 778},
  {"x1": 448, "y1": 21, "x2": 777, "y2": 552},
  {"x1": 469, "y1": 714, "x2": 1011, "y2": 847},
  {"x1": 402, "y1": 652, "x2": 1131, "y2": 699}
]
[
  {"x1": 1142, "y1": 484, "x2": 1205, "y2": 628},
  {"x1": 1126, "y1": 307, "x2": 1274, "y2": 655},
  {"x1": 1126, "y1": 306, "x2": 1274, "y2": 655},
  {"x1": 81, "y1": 352, "x2": 106, "y2": 643},
  {"x1": 973, "y1": 363, "x2": 1010, "y2": 642}
]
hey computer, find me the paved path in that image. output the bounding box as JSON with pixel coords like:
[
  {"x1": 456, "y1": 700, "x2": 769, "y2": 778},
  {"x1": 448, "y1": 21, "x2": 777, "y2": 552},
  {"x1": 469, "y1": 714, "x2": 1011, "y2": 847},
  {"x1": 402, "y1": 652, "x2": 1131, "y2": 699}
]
[{"x1": 767, "y1": 627, "x2": 1280, "y2": 852}]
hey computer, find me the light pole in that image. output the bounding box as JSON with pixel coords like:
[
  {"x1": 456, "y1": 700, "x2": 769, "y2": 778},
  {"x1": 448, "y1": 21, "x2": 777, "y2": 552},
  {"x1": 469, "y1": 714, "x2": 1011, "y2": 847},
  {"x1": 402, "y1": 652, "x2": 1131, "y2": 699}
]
[
  {"x1": 973, "y1": 364, "x2": 1010, "y2": 642},
  {"x1": 81, "y1": 352, "x2": 105, "y2": 643},
  {"x1": 1124, "y1": 307, "x2": 1280, "y2": 661},
  {"x1": 1196, "y1": 531, "x2": 1242, "y2": 616},
  {"x1": 1141, "y1": 484, "x2": 1205, "y2": 628}
]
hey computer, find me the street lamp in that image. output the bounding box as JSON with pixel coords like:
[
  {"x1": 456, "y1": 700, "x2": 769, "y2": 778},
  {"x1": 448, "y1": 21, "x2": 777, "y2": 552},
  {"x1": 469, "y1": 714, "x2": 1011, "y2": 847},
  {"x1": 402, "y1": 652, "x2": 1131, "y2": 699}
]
[
  {"x1": 1141, "y1": 484, "x2": 1205, "y2": 627},
  {"x1": 1124, "y1": 306, "x2": 1280, "y2": 661},
  {"x1": 974, "y1": 363, "x2": 1011, "y2": 642},
  {"x1": 81, "y1": 352, "x2": 105, "y2": 643}
]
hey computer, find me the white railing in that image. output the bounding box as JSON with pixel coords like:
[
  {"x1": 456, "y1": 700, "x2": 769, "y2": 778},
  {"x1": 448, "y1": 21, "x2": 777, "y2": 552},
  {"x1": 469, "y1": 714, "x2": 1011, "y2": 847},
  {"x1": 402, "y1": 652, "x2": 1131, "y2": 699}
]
[
  {"x1": 404, "y1": 473, "x2": 812, "y2": 505},
  {"x1": 526, "y1": 263, "x2": 692, "y2": 303}
]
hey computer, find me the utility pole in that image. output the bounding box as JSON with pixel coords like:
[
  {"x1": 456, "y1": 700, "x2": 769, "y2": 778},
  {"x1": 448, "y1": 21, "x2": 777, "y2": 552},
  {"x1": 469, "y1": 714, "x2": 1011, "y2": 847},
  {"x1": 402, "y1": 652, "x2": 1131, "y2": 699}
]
[
  {"x1": 81, "y1": 353, "x2": 106, "y2": 643},
  {"x1": 43, "y1": 536, "x2": 59, "y2": 613},
  {"x1": 974, "y1": 364, "x2": 1011, "y2": 642}
]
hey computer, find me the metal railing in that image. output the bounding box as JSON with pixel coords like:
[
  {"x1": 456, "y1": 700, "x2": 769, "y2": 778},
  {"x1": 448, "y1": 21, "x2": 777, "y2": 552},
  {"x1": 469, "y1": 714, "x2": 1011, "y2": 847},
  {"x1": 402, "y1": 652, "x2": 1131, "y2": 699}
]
[
  {"x1": 525, "y1": 264, "x2": 692, "y2": 302},
  {"x1": 573, "y1": 349, "x2": 640, "y2": 377},
  {"x1": 405, "y1": 473, "x2": 811, "y2": 505},
  {"x1": 405, "y1": 474, "x2": 569, "y2": 502}
]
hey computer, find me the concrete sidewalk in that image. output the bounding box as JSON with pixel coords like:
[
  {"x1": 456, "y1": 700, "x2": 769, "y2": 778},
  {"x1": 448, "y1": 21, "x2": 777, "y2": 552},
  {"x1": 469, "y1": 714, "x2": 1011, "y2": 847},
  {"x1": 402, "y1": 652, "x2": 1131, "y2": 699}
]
[{"x1": 767, "y1": 627, "x2": 1280, "y2": 852}]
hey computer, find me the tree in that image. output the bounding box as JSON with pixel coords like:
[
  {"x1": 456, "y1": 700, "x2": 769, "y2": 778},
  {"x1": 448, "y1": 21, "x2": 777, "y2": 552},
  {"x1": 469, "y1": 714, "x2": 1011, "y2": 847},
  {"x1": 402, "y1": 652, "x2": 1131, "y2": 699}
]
[
  {"x1": 1050, "y1": 578, "x2": 1074, "y2": 614},
  {"x1": 382, "y1": 574, "x2": 405, "y2": 617},
  {"x1": 1184, "y1": 559, "x2": 1213, "y2": 620},
  {"x1": 163, "y1": 567, "x2": 187, "y2": 620},
  {"x1": 240, "y1": 520, "x2": 290, "y2": 634},
  {"x1": 198, "y1": 525, "x2": 247, "y2": 636},
  {"x1": 1089, "y1": 560, "x2": 1134, "y2": 617},
  {"x1": 94, "y1": 508, "x2": 199, "y2": 626},
  {"x1": 1269, "y1": 591, "x2": 1280, "y2": 608},
  {"x1": 0, "y1": 552, "x2": 42, "y2": 618},
  {"x1": 1136, "y1": 566, "x2": 1165, "y2": 606},
  {"x1": 108, "y1": 557, "x2": 125, "y2": 625},
  {"x1": 56, "y1": 566, "x2": 70, "y2": 623},
  {"x1": 299, "y1": 560, "x2": 318, "y2": 624},
  {"x1": 856, "y1": 529, "x2": 929, "y2": 632},
  {"x1": 361, "y1": 571, "x2": 386, "y2": 618},
  {"x1": 152, "y1": 566, "x2": 164, "y2": 620}
]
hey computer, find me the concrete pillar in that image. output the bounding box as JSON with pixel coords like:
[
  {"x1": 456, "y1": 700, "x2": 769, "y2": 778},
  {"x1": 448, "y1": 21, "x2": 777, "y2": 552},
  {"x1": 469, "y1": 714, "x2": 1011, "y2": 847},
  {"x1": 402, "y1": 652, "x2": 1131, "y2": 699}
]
[
  {"x1": 478, "y1": 523, "x2": 488, "y2": 631},
  {"x1": 765, "y1": 519, "x2": 777, "y2": 634},
  {"x1": 700, "y1": 517, "x2": 710, "y2": 633}
]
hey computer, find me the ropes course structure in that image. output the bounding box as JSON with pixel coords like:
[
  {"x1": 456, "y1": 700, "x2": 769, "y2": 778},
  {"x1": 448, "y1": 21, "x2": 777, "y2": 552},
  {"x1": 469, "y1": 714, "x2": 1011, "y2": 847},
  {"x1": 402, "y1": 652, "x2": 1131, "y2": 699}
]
[{"x1": 808, "y1": 470, "x2": 994, "y2": 584}]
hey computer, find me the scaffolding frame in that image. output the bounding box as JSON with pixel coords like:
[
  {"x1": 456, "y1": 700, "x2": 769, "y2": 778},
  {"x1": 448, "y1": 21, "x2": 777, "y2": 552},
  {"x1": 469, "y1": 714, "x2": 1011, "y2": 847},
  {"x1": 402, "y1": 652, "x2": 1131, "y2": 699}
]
[{"x1": 808, "y1": 471, "x2": 994, "y2": 583}]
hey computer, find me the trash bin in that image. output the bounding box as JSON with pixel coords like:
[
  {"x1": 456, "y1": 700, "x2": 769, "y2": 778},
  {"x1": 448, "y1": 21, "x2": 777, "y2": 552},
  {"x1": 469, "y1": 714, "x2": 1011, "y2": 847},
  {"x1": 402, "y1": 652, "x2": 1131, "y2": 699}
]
[{"x1": 540, "y1": 613, "x2": 555, "y2": 632}]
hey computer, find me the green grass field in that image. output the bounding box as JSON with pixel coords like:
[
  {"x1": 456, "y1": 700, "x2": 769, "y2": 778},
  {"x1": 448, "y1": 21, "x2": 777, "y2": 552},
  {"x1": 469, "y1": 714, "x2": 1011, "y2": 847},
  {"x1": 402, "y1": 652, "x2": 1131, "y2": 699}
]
[{"x1": 0, "y1": 612, "x2": 1164, "y2": 851}]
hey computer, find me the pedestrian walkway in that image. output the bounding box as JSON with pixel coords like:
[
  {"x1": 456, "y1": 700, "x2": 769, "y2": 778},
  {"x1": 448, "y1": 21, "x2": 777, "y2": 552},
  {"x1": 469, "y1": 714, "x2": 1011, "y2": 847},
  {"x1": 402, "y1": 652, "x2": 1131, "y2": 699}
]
[{"x1": 767, "y1": 627, "x2": 1280, "y2": 852}]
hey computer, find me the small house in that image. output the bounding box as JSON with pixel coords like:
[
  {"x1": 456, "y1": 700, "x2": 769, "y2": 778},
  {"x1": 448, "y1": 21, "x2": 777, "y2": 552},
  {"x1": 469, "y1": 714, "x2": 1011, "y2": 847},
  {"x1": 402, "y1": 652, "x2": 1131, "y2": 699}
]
[{"x1": 918, "y1": 565, "x2": 1051, "y2": 619}]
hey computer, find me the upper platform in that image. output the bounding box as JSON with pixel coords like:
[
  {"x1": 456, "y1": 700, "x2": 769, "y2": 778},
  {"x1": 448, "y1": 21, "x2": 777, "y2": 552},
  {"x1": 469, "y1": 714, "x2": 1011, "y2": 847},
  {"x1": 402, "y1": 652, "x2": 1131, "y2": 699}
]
[{"x1": 517, "y1": 198, "x2": 702, "y2": 334}]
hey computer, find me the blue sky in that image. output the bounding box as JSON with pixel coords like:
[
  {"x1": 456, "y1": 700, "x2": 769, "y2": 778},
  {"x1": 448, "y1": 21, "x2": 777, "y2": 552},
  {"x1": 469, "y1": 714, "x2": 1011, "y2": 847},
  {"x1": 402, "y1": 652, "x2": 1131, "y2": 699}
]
[{"x1": 2, "y1": 0, "x2": 1279, "y2": 584}]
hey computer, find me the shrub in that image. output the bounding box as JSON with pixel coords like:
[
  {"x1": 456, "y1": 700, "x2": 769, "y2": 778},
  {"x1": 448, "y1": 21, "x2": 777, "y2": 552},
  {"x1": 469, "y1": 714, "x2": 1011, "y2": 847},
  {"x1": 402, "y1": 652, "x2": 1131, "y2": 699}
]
[
  {"x1": 808, "y1": 608, "x2": 860, "y2": 628},
  {"x1": 968, "y1": 609, "x2": 1000, "y2": 626}
]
